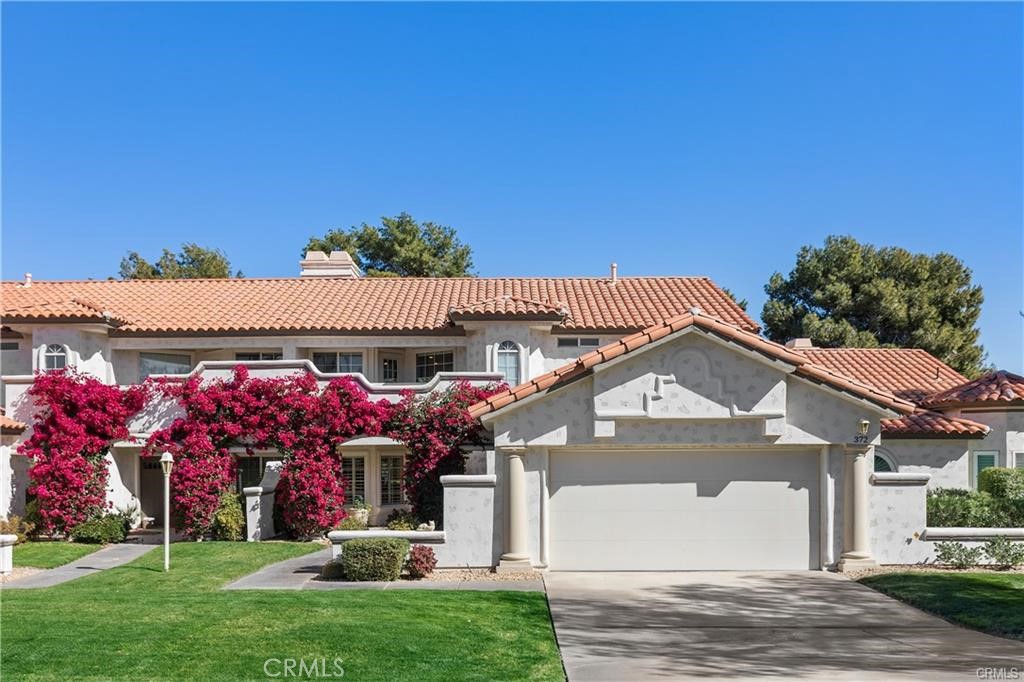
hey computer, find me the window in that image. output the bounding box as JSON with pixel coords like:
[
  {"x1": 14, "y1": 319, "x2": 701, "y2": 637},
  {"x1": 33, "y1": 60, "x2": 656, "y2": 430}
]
[
  {"x1": 496, "y1": 340, "x2": 520, "y2": 384},
  {"x1": 139, "y1": 352, "x2": 191, "y2": 379},
  {"x1": 1015, "y1": 453, "x2": 1024, "y2": 470},
  {"x1": 1, "y1": 342, "x2": 18, "y2": 351},
  {"x1": 556, "y1": 337, "x2": 600, "y2": 348},
  {"x1": 43, "y1": 344, "x2": 68, "y2": 372},
  {"x1": 415, "y1": 351, "x2": 453, "y2": 382},
  {"x1": 380, "y1": 455, "x2": 405, "y2": 505},
  {"x1": 341, "y1": 455, "x2": 366, "y2": 502},
  {"x1": 874, "y1": 453, "x2": 896, "y2": 473},
  {"x1": 382, "y1": 358, "x2": 399, "y2": 383},
  {"x1": 312, "y1": 352, "x2": 363, "y2": 374},
  {"x1": 235, "y1": 456, "x2": 282, "y2": 493},
  {"x1": 972, "y1": 451, "x2": 999, "y2": 487},
  {"x1": 235, "y1": 352, "x2": 283, "y2": 361}
]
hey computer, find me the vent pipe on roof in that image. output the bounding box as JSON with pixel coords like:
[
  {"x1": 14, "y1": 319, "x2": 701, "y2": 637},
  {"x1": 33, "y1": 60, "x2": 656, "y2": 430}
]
[
  {"x1": 609, "y1": 262, "x2": 618, "y2": 284},
  {"x1": 23, "y1": 273, "x2": 31, "y2": 287},
  {"x1": 785, "y1": 338, "x2": 815, "y2": 349},
  {"x1": 300, "y1": 250, "x2": 363, "y2": 278}
]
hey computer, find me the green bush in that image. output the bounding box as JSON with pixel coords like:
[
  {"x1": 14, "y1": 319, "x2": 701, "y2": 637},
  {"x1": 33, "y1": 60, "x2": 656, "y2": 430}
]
[
  {"x1": 341, "y1": 538, "x2": 410, "y2": 581},
  {"x1": 319, "y1": 559, "x2": 345, "y2": 580},
  {"x1": 336, "y1": 516, "x2": 367, "y2": 531},
  {"x1": 927, "y1": 489, "x2": 1024, "y2": 528},
  {"x1": 113, "y1": 503, "x2": 138, "y2": 536},
  {"x1": 211, "y1": 492, "x2": 246, "y2": 541},
  {"x1": 23, "y1": 499, "x2": 42, "y2": 538},
  {"x1": 385, "y1": 508, "x2": 418, "y2": 531},
  {"x1": 978, "y1": 468, "x2": 1024, "y2": 500},
  {"x1": 70, "y1": 515, "x2": 127, "y2": 544},
  {"x1": 933, "y1": 541, "x2": 984, "y2": 568},
  {"x1": 0, "y1": 515, "x2": 35, "y2": 544},
  {"x1": 984, "y1": 537, "x2": 1024, "y2": 569}
]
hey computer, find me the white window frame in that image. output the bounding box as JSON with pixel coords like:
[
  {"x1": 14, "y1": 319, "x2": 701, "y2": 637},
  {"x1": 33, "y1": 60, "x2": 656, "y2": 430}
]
[
  {"x1": 41, "y1": 344, "x2": 70, "y2": 372},
  {"x1": 138, "y1": 351, "x2": 193, "y2": 380},
  {"x1": 311, "y1": 351, "x2": 365, "y2": 375},
  {"x1": 971, "y1": 450, "x2": 1000, "y2": 488},
  {"x1": 235, "y1": 351, "x2": 283, "y2": 361},
  {"x1": 341, "y1": 454, "x2": 367, "y2": 503},
  {"x1": 414, "y1": 350, "x2": 454, "y2": 383},
  {"x1": 1014, "y1": 452, "x2": 1024, "y2": 470},
  {"x1": 495, "y1": 340, "x2": 523, "y2": 385}
]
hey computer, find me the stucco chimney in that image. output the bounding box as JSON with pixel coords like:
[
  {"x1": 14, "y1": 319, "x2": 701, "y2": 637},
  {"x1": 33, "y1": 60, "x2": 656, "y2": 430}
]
[
  {"x1": 23, "y1": 273, "x2": 31, "y2": 287},
  {"x1": 299, "y1": 250, "x2": 363, "y2": 278},
  {"x1": 785, "y1": 338, "x2": 815, "y2": 349},
  {"x1": 610, "y1": 262, "x2": 618, "y2": 284}
]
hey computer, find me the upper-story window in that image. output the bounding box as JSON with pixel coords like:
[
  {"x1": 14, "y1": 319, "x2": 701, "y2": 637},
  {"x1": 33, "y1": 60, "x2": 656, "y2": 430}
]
[
  {"x1": 312, "y1": 352, "x2": 363, "y2": 374},
  {"x1": 43, "y1": 344, "x2": 68, "y2": 372},
  {"x1": 139, "y1": 352, "x2": 192, "y2": 379},
  {"x1": 2, "y1": 341, "x2": 20, "y2": 351},
  {"x1": 556, "y1": 337, "x2": 601, "y2": 349},
  {"x1": 235, "y1": 352, "x2": 283, "y2": 361},
  {"x1": 496, "y1": 340, "x2": 521, "y2": 385},
  {"x1": 415, "y1": 351, "x2": 453, "y2": 382}
]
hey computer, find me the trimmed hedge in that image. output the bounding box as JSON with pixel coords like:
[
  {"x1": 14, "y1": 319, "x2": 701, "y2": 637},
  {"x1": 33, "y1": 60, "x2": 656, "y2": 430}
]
[
  {"x1": 319, "y1": 559, "x2": 345, "y2": 580},
  {"x1": 927, "y1": 488, "x2": 1024, "y2": 528},
  {"x1": 210, "y1": 492, "x2": 246, "y2": 541},
  {"x1": 70, "y1": 515, "x2": 127, "y2": 544},
  {"x1": 979, "y1": 468, "x2": 1024, "y2": 500},
  {"x1": 341, "y1": 538, "x2": 410, "y2": 581}
]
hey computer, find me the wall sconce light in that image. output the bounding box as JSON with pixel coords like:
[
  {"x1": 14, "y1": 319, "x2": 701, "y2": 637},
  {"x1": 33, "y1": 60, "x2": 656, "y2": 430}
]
[{"x1": 857, "y1": 419, "x2": 870, "y2": 436}]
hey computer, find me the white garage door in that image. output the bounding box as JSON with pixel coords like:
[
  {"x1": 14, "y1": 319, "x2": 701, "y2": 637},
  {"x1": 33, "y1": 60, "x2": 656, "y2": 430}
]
[{"x1": 549, "y1": 450, "x2": 820, "y2": 570}]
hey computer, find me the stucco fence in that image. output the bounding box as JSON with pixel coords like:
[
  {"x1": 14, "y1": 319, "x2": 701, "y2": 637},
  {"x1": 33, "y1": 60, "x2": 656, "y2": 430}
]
[{"x1": 870, "y1": 472, "x2": 1022, "y2": 565}]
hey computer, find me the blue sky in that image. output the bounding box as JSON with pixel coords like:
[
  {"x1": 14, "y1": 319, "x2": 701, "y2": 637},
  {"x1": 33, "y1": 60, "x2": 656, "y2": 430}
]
[{"x1": 3, "y1": 3, "x2": 1021, "y2": 371}]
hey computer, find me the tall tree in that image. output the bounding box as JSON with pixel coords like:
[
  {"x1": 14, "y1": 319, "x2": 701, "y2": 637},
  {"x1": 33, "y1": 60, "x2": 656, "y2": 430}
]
[
  {"x1": 304, "y1": 212, "x2": 474, "y2": 277},
  {"x1": 119, "y1": 243, "x2": 240, "y2": 279},
  {"x1": 762, "y1": 235, "x2": 985, "y2": 377}
]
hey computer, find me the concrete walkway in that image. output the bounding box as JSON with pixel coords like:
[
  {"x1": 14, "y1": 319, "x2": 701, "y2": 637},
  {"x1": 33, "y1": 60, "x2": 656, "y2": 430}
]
[
  {"x1": 5, "y1": 543, "x2": 154, "y2": 589},
  {"x1": 545, "y1": 571, "x2": 1024, "y2": 681},
  {"x1": 223, "y1": 548, "x2": 543, "y2": 591}
]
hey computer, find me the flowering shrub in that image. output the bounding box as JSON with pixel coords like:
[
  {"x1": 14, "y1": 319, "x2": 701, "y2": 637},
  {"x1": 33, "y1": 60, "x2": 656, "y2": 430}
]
[
  {"x1": 147, "y1": 367, "x2": 389, "y2": 538},
  {"x1": 19, "y1": 370, "x2": 148, "y2": 535},
  {"x1": 387, "y1": 381, "x2": 502, "y2": 526},
  {"x1": 405, "y1": 544, "x2": 438, "y2": 579}
]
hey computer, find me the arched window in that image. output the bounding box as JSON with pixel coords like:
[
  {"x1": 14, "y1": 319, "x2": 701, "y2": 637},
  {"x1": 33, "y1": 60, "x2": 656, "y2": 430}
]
[
  {"x1": 496, "y1": 340, "x2": 520, "y2": 385},
  {"x1": 43, "y1": 344, "x2": 68, "y2": 372},
  {"x1": 874, "y1": 451, "x2": 897, "y2": 473}
]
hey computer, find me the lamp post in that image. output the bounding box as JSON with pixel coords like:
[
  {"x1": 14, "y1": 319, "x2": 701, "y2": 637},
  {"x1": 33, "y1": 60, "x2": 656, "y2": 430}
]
[{"x1": 160, "y1": 452, "x2": 174, "y2": 572}]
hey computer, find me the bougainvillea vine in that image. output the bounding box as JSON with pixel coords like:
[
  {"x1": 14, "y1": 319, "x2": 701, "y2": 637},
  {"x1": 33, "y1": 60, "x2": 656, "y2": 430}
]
[{"x1": 19, "y1": 369, "x2": 149, "y2": 535}]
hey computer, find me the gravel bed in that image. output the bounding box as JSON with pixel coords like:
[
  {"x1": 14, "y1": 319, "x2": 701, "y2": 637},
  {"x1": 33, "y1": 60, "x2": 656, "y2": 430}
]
[
  {"x1": 424, "y1": 567, "x2": 541, "y2": 582},
  {"x1": 845, "y1": 564, "x2": 1024, "y2": 581}
]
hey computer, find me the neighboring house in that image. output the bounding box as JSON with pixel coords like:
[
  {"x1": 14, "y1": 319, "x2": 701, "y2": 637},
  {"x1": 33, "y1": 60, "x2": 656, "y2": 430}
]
[{"x1": 1, "y1": 251, "x2": 1021, "y2": 570}]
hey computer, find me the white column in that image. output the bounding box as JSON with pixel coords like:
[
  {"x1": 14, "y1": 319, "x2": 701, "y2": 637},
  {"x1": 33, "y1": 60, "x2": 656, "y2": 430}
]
[
  {"x1": 498, "y1": 447, "x2": 532, "y2": 572},
  {"x1": 838, "y1": 446, "x2": 878, "y2": 572}
]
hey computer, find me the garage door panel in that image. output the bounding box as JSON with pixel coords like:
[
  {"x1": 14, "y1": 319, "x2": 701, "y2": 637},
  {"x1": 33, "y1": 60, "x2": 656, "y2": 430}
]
[{"x1": 549, "y1": 450, "x2": 819, "y2": 570}]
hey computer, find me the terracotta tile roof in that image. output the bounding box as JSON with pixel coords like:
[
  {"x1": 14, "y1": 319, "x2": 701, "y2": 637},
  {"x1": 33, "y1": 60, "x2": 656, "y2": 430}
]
[
  {"x1": 468, "y1": 312, "x2": 918, "y2": 420},
  {"x1": 881, "y1": 410, "x2": 989, "y2": 438},
  {"x1": 0, "y1": 277, "x2": 756, "y2": 336},
  {"x1": 795, "y1": 348, "x2": 967, "y2": 402},
  {"x1": 448, "y1": 296, "x2": 569, "y2": 321},
  {"x1": 0, "y1": 412, "x2": 26, "y2": 435},
  {"x1": 921, "y1": 370, "x2": 1024, "y2": 408}
]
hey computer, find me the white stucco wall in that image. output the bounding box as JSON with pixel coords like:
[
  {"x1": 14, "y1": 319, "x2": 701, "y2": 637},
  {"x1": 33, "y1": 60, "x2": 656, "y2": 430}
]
[
  {"x1": 962, "y1": 410, "x2": 1024, "y2": 469},
  {"x1": 880, "y1": 440, "x2": 970, "y2": 489},
  {"x1": 32, "y1": 327, "x2": 113, "y2": 382}
]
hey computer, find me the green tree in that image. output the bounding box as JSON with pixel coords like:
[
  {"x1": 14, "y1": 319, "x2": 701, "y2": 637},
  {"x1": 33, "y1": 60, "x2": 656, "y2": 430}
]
[
  {"x1": 721, "y1": 288, "x2": 749, "y2": 312},
  {"x1": 762, "y1": 235, "x2": 985, "y2": 376},
  {"x1": 119, "y1": 244, "x2": 240, "y2": 280},
  {"x1": 304, "y1": 212, "x2": 474, "y2": 277}
]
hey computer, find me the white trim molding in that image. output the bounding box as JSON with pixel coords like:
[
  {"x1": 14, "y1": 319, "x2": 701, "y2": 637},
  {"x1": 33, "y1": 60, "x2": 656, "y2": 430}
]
[
  {"x1": 870, "y1": 472, "x2": 930, "y2": 486},
  {"x1": 922, "y1": 527, "x2": 1024, "y2": 541}
]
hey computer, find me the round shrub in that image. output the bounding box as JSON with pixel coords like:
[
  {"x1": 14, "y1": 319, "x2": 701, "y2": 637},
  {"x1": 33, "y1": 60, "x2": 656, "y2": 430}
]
[
  {"x1": 979, "y1": 468, "x2": 1024, "y2": 500},
  {"x1": 405, "y1": 545, "x2": 437, "y2": 579},
  {"x1": 335, "y1": 516, "x2": 367, "y2": 531},
  {"x1": 341, "y1": 537, "x2": 410, "y2": 581},
  {"x1": 70, "y1": 515, "x2": 126, "y2": 544},
  {"x1": 210, "y1": 492, "x2": 246, "y2": 541},
  {"x1": 319, "y1": 559, "x2": 345, "y2": 580}
]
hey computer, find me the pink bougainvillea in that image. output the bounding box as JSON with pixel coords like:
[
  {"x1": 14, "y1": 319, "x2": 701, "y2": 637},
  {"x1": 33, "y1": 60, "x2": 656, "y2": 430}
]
[
  {"x1": 147, "y1": 367, "x2": 389, "y2": 538},
  {"x1": 19, "y1": 370, "x2": 149, "y2": 535},
  {"x1": 387, "y1": 381, "x2": 503, "y2": 526}
]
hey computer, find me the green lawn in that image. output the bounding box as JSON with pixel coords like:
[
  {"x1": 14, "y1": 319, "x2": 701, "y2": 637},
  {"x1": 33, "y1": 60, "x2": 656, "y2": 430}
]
[
  {"x1": 861, "y1": 571, "x2": 1024, "y2": 640},
  {"x1": 1, "y1": 542, "x2": 564, "y2": 682},
  {"x1": 13, "y1": 541, "x2": 102, "y2": 568}
]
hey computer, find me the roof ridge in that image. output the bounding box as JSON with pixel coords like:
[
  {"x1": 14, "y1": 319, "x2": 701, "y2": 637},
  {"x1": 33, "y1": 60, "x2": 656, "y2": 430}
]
[{"x1": 1, "y1": 275, "x2": 718, "y2": 284}]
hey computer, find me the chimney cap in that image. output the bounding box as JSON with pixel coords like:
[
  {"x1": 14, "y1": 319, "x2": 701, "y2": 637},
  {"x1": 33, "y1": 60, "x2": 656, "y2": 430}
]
[
  {"x1": 300, "y1": 250, "x2": 362, "y2": 278},
  {"x1": 785, "y1": 338, "x2": 815, "y2": 349}
]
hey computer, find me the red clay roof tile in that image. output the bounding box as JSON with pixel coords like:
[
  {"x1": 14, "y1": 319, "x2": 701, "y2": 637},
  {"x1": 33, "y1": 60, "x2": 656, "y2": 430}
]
[
  {"x1": 921, "y1": 370, "x2": 1024, "y2": 408},
  {"x1": 881, "y1": 411, "x2": 989, "y2": 438},
  {"x1": 795, "y1": 348, "x2": 966, "y2": 403}
]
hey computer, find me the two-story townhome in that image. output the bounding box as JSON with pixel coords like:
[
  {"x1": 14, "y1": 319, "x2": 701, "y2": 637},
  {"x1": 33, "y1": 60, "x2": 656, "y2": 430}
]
[{"x1": 2, "y1": 251, "x2": 1021, "y2": 571}]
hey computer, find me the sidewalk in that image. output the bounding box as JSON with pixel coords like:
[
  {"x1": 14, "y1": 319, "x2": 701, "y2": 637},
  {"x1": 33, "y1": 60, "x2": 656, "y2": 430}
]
[
  {"x1": 223, "y1": 548, "x2": 544, "y2": 591},
  {"x1": 4, "y1": 543, "x2": 154, "y2": 589}
]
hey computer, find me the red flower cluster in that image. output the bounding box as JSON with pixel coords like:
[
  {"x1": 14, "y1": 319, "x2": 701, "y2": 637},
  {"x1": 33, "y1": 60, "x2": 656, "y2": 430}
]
[
  {"x1": 18, "y1": 370, "x2": 149, "y2": 534},
  {"x1": 147, "y1": 367, "x2": 389, "y2": 538}
]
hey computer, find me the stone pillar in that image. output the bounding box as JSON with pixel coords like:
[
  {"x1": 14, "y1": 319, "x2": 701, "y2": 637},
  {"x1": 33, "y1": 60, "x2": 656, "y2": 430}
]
[
  {"x1": 498, "y1": 447, "x2": 532, "y2": 572},
  {"x1": 839, "y1": 447, "x2": 878, "y2": 572}
]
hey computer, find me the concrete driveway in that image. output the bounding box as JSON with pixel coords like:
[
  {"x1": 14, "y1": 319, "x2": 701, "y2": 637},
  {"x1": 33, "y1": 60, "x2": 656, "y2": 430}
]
[{"x1": 544, "y1": 571, "x2": 1024, "y2": 681}]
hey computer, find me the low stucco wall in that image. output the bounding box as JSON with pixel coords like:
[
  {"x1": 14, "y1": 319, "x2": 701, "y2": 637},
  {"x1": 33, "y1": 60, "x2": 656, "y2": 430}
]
[
  {"x1": 435, "y1": 474, "x2": 501, "y2": 567},
  {"x1": 869, "y1": 472, "x2": 933, "y2": 564}
]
